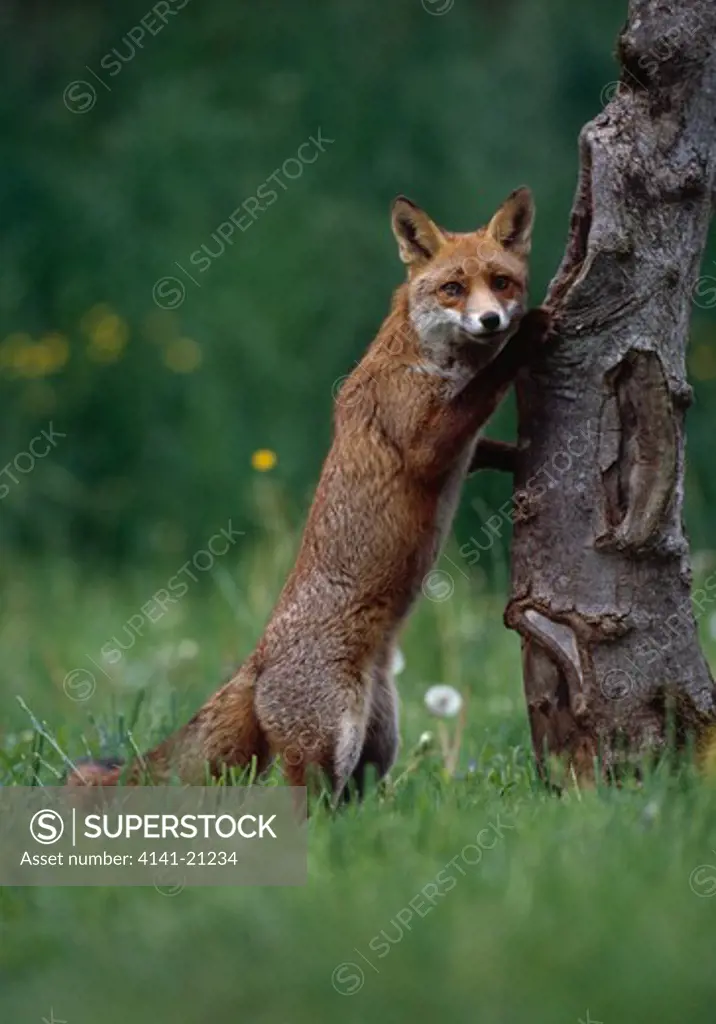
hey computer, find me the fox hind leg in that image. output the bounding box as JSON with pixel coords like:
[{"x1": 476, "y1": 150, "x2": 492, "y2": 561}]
[
  {"x1": 255, "y1": 669, "x2": 370, "y2": 804},
  {"x1": 345, "y1": 662, "x2": 399, "y2": 801},
  {"x1": 329, "y1": 708, "x2": 371, "y2": 806}
]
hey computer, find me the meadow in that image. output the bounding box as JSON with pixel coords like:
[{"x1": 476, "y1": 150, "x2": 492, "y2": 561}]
[
  {"x1": 2, "y1": 0, "x2": 716, "y2": 1019},
  {"x1": 2, "y1": 495, "x2": 716, "y2": 1023}
]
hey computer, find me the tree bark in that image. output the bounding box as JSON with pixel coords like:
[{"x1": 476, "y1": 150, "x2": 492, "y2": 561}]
[{"x1": 507, "y1": 0, "x2": 716, "y2": 782}]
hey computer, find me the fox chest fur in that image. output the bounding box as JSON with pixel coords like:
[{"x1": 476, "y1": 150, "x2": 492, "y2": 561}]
[{"x1": 266, "y1": 359, "x2": 483, "y2": 659}]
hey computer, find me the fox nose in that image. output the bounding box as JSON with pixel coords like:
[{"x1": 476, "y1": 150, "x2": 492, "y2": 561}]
[{"x1": 480, "y1": 311, "x2": 502, "y2": 333}]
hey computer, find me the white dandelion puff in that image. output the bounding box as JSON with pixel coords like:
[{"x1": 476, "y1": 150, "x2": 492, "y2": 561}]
[
  {"x1": 177, "y1": 638, "x2": 199, "y2": 661},
  {"x1": 424, "y1": 684, "x2": 463, "y2": 719}
]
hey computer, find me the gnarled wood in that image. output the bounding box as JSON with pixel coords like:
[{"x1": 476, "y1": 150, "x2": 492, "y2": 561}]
[{"x1": 507, "y1": 0, "x2": 716, "y2": 780}]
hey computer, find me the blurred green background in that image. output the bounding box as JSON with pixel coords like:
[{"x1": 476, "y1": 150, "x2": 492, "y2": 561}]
[
  {"x1": 5, "y1": 4, "x2": 716, "y2": 1023},
  {"x1": 2, "y1": 0, "x2": 715, "y2": 567}
]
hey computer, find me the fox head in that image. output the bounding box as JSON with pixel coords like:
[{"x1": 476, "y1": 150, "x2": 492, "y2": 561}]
[{"x1": 391, "y1": 188, "x2": 534, "y2": 367}]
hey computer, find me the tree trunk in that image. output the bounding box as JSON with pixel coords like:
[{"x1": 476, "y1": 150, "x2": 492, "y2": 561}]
[{"x1": 507, "y1": 0, "x2": 716, "y2": 782}]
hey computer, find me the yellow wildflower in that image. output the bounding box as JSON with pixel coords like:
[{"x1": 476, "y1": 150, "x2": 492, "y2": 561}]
[
  {"x1": 82, "y1": 304, "x2": 129, "y2": 363},
  {"x1": 251, "y1": 449, "x2": 278, "y2": 472},
  {"x1": 163, "y1": 337, "x2": 202, "y2": 373}
]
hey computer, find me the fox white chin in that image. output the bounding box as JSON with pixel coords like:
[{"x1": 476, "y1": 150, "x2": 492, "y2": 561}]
[{"x1": 411, "y1": 302, "x2": 523, "y2": 370}]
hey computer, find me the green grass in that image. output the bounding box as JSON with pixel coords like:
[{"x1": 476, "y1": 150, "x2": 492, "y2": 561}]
[{"x1": 2, "y1": 532, "x2": 716, "y2": 1022}]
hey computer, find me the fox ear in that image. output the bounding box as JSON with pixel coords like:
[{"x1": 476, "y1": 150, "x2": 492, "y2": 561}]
[
  {"x1": 486, "y1": 187, "x2": 535, "y2": 256},
  {"x1": 391, "y1": 197, "x2": 446, "y2": 268}
]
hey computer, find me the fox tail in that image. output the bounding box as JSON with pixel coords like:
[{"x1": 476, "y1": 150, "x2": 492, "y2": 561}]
[{"x1": 67, "y1": 668, "x2": 267, "y2": 786}]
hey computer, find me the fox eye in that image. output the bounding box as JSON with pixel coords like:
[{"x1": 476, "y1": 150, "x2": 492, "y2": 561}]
[
  {"x1": 440, "y1": 281, "x2": 465, "y2": 298},
  {"x1": 492, "y1": 275, "x2": 511, "y2": 292}
]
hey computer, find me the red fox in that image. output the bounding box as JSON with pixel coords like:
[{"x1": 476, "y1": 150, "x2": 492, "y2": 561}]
[{"x1": 69, "y1": 188, "x2": 550, "y2": 796}]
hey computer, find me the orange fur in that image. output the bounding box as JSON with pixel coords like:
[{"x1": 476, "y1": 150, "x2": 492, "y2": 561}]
[{"x1": 67, "y1": 188, "x2": 550, "y2": 798}]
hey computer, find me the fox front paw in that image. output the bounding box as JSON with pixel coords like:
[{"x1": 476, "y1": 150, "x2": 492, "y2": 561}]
[{"x1": 519, "y1": 306, "x2": 554, "y2": 345}]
